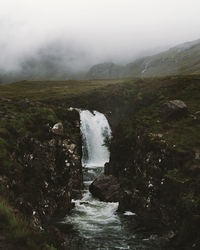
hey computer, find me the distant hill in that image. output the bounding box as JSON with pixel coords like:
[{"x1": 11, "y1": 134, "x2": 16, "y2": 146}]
[
  {"x1": 0, "y1": 41, "x2": 88, "y2": 84},
  {"x1": 1, "y1": 38, "x2": 200, "y2": 84},
  {"x1": 87, "y1": 38, "x2": 200, "y2": 79}
]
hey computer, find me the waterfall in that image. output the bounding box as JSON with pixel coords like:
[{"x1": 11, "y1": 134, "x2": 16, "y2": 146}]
[
  {"x1": 80, "y1": 110, "x2": 111, "y2": 168},
  {"x1": 64, "y1": 110, "x2": 160, "y2": 249},
  {"x1": 65, "y1": 110, "x2": 122, "y2": 246}
]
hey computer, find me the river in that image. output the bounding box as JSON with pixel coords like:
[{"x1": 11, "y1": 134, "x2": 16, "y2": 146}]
[{"x1": 63, "y1": 110, "x2": 164, "y2": 250}]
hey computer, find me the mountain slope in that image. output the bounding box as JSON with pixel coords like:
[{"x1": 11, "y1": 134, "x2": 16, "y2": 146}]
[
  {"x1": 127, "y1": 38, "x2": 200, "y2": 77},
  {"x1": 87, "y1": 39, "x2": 200, "y2": 79},
  {"x1": 1, "y1": 38, "x2": 200, "y2": 84}
]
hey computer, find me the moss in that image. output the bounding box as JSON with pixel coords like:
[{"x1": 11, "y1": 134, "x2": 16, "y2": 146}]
[{"x1": 0, "y1": 197, "x2": 32, "y2": 247}]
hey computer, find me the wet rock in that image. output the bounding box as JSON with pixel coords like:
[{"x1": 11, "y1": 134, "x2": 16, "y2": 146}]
[
  {"x1": 89, "y1": 174, "x2": 124, "y2": 202},
  {"x1": 117, "y1": 192, "x2": 132, "y2": 212},
  {"x1": 52, "y1": 122, "x2": 64, "y2": 135},
  {"x1": 72, "y1": 189, "x2": 82, "y2": 199},
  {"x1": 104, "y1": 162, "x2": 110, "y2": 175},
  {"x1": 80, "y1": 202, "x2": 89, "y2": 205},
  {"x1": 160, "y1": 100, "x2": 188, "y2": 119}
]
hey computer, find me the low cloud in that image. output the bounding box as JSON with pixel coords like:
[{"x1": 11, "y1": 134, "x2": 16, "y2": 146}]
[{"x1": 0, "y1": 0, "x2": 200, "y2": 80}]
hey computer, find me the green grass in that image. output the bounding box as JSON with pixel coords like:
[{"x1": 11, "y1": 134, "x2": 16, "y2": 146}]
[
  {"x1": 0, "y1": 197, "x2": 56, "y2": 249},
  {"x1": 1, "y1": 75, "x2": 200, "y2": 152},
  {"x1": 125, "y1": 42, "x2": 200, "y2": 77},
  {"x1": 0, "y1": 79, "x2": 123, "y2": 102}
]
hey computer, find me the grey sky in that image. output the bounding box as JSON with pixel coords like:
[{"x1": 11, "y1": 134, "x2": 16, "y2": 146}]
[{"x1": 1, "y1": 0, "x2": 200, "y2": 72}]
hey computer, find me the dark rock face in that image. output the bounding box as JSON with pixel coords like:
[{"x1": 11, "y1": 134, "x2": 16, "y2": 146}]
[
  {"x1": 0, "y1": 110, "x2": 83, "y2": 231},
  {"x1": 160, "y1": 100, "x2": 188, "y2": 119},
  {"x1": 108, "y1": 127, "x2": 200, "y2": 249},
  {"x1": 89, "y1": 174, "x2": 124, "y2": 202},
  {"x1": 22, "y1": 134, "x2": 82, "y2": 226}
]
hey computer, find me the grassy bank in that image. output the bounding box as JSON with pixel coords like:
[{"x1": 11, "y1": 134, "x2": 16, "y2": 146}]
[{"x1": 0, "y1": 197, "x2": 56, "y2": 249}]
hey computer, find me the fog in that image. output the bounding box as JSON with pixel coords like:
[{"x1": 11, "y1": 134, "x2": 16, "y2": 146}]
[{"x1": 1, "y1": 0, "x2": 200, "y2": 81}]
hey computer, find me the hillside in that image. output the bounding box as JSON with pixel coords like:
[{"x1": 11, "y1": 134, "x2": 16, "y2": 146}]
[
  {"x1": 87, "y1": 39, "x2": 200, "y2": 79},
  {"x1": 2, "y1": 39, "x2": 200, "y2": 85}
]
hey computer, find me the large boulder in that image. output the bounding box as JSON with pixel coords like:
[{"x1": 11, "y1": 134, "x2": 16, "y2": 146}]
[
  {"x1": 160, "y1": 100, "x2": 188, "y2": 119},
  {"x1": 89, "y1": 174, "x2": 124, "y2": 202}
]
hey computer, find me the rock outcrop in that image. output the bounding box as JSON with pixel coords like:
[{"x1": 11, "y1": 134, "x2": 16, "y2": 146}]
[
  {"x1": 0, "y1": 106, "x2": 83, "y2": 233},
  {"x1": 107, "y1": 124, "x2": 200, "y2": 249},
  {"x1": 52, "y1": 122, "x2": 64, "y2": 135},
  {"x1": 89, "y1": 174, "x2": 124, "y2": 202},
  {"x1": 15, "y1": 133, "x2": 83, "y2": 226},
  {"x1": 160, "y1": 100, "x2": 188, "y2": 119}
]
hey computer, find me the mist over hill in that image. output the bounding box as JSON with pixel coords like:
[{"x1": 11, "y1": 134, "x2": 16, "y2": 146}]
[
  {"x1": 1, "y1": 0, "x2": 200, "y2": 85},
  {"x1": 1, "y1": 38, "x2": 200, "y2": 84},
  {"x1": 87, "y1": 38, "x2": 200, "y2": 79},
  {"x1": 0, "y1": 41, "x2": 94, "y2": 84},
  {"x1": 0, "y1": 42, "x2": 162, "y2": 84}
]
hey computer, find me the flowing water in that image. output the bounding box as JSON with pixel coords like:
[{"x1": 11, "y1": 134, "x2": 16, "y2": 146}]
[{"x1": 63, "y1": 110, "x2": 164, "y2": 250}]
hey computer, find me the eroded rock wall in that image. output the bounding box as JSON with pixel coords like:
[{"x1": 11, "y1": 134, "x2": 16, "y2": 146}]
[
  {"x1": 0, "y1": 105, "x2": 83, "y2": 232},
  {"x1": 107, "y1": 126, "x2": 200, "y2": 249}
]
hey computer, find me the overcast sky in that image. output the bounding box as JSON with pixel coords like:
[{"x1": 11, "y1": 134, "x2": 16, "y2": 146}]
[{"x1": 1, "y1": 0, "x2": 200, "y2": 72}]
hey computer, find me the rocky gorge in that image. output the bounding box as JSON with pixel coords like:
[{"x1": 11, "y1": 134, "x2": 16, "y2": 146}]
[{"x1": 0, "y1": 76, "x2": 200, "y2": 249}]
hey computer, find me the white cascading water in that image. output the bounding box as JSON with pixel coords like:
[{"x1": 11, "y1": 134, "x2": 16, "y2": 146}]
[
  {"x1": 80, "y1": 110, "x2": 111, "y2": 167},
  {"x1": 65, "y1": 110, "x2": 125, "y2": 248},
  {"x1": 64, "y1": 110, "x2": 159, "y2": 249}
]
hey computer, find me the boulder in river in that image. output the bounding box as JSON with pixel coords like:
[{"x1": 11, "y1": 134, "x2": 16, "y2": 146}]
[{"x1": 89, "y1": 174, "x2": 124, "y2": 202}]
